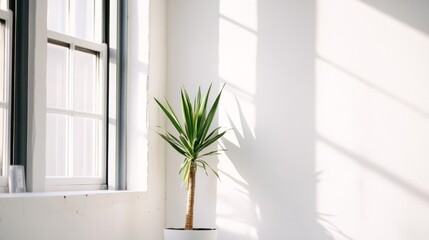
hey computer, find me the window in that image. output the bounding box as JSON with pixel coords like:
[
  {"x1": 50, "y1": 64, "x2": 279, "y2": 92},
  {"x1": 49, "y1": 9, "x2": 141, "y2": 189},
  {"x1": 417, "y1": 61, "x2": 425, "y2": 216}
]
[
  {"x1": 46, "y1": 0, "x2": 107, "y2": 189},
  {"x1": 0, "y1": 6, "x2": 12, "y2": 190}
]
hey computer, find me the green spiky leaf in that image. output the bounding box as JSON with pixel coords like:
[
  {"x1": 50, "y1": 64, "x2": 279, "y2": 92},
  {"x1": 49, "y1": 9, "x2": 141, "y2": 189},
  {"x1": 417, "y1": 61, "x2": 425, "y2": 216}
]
[{"x1": 154, "y1": 83, "x2": 228, "y2": 184}]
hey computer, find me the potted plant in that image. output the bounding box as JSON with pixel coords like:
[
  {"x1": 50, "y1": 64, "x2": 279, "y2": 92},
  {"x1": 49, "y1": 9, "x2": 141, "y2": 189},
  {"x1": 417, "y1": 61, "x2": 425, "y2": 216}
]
[{"x1": 155, "y1": 84, "x2": 227, "y2": 240}]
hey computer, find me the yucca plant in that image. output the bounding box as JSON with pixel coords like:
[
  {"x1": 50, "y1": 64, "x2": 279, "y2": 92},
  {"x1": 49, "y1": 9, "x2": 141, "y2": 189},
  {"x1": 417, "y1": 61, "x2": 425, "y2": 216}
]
[{"x1": 155, "y1": 84, "x2": 227, "y2": 230}]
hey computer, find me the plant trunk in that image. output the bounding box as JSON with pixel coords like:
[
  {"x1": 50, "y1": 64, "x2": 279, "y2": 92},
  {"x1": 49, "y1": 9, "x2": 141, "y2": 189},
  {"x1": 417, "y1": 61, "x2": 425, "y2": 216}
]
[{"x1": 185, "y1": 165, "x2": 196, "y2": 230}]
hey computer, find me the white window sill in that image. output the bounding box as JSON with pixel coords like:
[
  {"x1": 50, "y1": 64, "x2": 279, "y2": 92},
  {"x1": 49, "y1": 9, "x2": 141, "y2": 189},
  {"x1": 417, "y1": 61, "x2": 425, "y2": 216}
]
[{"x1": 0, "y1": 190, "x2": 146, "y2": 199}]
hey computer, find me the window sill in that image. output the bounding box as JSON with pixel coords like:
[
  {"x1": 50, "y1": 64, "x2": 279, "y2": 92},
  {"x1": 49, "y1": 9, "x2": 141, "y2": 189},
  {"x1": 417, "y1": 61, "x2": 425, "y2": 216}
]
[{"x1": 0, "y1": 190, "x2": 146, "y2": 200}]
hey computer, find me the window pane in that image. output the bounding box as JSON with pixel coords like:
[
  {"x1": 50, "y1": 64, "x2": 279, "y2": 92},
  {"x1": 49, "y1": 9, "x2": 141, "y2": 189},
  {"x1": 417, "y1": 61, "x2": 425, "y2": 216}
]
[
  {"x1": 0, "y1": 108, "x2": 7, "y2": 177},
  {"x1": 47, "y1": 43, "x2": 69, "y2": 109},
  {"x1": 0, "y1": 0, "x2": 7, "y2": 10},
  {"x1": 0, "y1": 20, "x2": 5, "y2": 103},
  {"x1": 73, "y1": 117, "x2": 102, "y2": 177},
  {"x1": 46, "y1": 114, "x2": 68, "y2": 177},
  {"x1": 47, "y1": 0, "x2": 68, "y2": 34},
  {"x1": 0, "y1": 20, "x2": 5, "y2": 177},
  {"x1": 72, "y1": 0, "x2": 95, "y2": 41},
  {"x1": 74, "y1": 49, "x2": 99, "y2": 113},
  {"x1": 46, "y1": 0, "x2": 105, "y2": 184}
]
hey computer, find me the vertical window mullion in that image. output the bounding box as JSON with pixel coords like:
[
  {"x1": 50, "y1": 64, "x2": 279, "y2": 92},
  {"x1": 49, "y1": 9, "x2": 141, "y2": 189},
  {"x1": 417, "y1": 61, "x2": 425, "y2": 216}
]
[{"x1": 93, "y1": 53, "x2": 98, "y2": 175}]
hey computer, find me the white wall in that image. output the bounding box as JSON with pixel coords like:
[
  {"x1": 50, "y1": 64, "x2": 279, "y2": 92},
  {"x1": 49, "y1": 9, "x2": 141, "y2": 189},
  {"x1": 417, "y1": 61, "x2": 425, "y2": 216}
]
[
  {"x1": 0, "y1": 191, "x2": 146, "y2": 240},
  {"x1": 166, "y1": 0, "x2": 429, "y2": 240},
  {"x1": 127, "y1": 0, "x2": 167, "y2": 239}
]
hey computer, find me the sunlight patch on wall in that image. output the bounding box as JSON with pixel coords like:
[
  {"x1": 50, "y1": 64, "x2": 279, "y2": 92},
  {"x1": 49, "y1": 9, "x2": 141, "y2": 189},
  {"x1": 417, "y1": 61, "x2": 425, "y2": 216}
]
[
  {"x1": 217, "y1": 0, "x2": 259, "y2": 239},
  {"x1": 217, "y1": 154, "x2": 249, "y2": 193},
  {"x1": 218, "y1": 18, "x2": 257, "y2": 95},
  {"x1": 317, "y1": 0, "x2": 429, "y2": 113},
  {"x1": 220, "y1": 91, "x2": 256, "y2": 146},
  {"x1": 316, "y1": 58, "x2": 429, "y2": 186},
  {"x1": 218, "y1": 0, "x2": 258, "y2": 140},
  {"x1": 315, "y1": 139, "x2": 363, "y2": 239},
  {"x1": 216, "y1": 217, "x2": 259, "y2": 240},
  {"x1": 126, "y1": 0, "x2": 149, "y2": 190},
  {"x1": 316, "y1": 0, "x2": 429, "y2": 239},
  {"x1": 316, "y1": 136, "x2": 429, "y2": 240},
  {"x1": 219, "y1": 0, "x2": 258, "y2": 31}
]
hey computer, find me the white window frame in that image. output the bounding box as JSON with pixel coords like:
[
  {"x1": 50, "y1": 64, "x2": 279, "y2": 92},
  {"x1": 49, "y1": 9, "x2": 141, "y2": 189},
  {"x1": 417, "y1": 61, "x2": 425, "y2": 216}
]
[
  {"x1": 0, "y1": 9, "x2": 13, "y2": 192},
  {"x1": 45, "y1": 30, "x2": 107, "y2": 190}
]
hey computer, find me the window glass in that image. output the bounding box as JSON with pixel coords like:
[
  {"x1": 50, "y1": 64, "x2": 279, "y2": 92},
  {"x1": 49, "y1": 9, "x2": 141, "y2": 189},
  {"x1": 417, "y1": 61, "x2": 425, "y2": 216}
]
[
  {"x1": 47, "y1": 0, "x2": 102, "y2": 42},
  {"x1": 46, "y1": 43, "x2": 69, "y2": 109},
  {"x1": 0, "y1": 108, "x2": 6, "y2": 177},
  {"x1": 73, "y1": 0, "x2": 95, "y2": 41},
  {"x1": 74, "y1": 49, "x2": 99, "y2": 113},
  {"x1": 73, "y1": 117, "x2": 102, "y2": 177},
  {"x1": 46, "y1": 114, "x2": 68, "y2": 176},
  {"x1": 46, "y1": 115, "x2": 102, "y2": 177},
  {"x1": 47, "y1": 0, "x2": 68, "y2": 34},
  {"x1": 0, "y1": 20, "x2": 4, "y2": 103},
  {"x1": 0, "y1": 20, "x2": 6, "y2": 177},
  {"x1": 46, "y1": 46, "x2": 104, "y2": 178},
  {"x1": 0, "y1": 0, "x2": 7, "y2": 11}
]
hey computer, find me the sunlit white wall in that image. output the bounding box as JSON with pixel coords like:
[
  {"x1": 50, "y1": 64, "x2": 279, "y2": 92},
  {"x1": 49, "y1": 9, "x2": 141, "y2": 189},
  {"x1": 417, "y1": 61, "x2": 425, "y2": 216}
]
[
  {"x1": 127, "y1": 0, "x2": 149, "y2": 191},
  {"x1": 167, "y1": 0, "x2": 319, "y2": 239},
  {"x1": 316, "y1": 0, "x2": 429, "y2": 239},
  {"x1": 166, "y1": 0, "x2": 429, "y2": 239},
  {"x1": 217, "y1": 0, "x2": 258, "y2": 239}
]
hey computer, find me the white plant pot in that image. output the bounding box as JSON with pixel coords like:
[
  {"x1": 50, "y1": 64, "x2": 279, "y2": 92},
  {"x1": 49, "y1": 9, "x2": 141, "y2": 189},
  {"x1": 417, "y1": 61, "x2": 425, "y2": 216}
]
[{"x1": 164, "y1": 228, "x2": 217, "y2": 240}]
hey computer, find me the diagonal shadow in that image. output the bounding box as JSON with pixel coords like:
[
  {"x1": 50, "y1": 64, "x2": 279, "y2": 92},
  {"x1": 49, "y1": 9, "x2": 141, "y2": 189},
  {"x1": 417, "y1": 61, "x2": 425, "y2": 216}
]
[
  {"x1": 318, "y1": 55, "x2": 429, "y2": 120},
  {"x1": 358, "y1": 0, "x2": 429, "y2": 36},
  {"x1": 317, "y1": 134, "x2": 429, "y2": 203},
  {"x1": 317, "y1": 215, "x2": 355, "y2": 240}
]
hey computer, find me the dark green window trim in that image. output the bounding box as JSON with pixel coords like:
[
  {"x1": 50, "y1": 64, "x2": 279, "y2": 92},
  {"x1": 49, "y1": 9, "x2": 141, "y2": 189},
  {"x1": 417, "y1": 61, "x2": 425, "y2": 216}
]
[
  {"x1": 10, "y1": 0, "x2": 29, "y2": 169},
  {"x1": 117, "y1": 0, "x2": 127, "y2": 190}
]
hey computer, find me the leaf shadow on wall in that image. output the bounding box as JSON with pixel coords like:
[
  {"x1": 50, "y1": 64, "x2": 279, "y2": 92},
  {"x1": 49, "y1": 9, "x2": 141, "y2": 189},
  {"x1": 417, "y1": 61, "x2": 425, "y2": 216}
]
[{"x1": 220, "y1": 98, "x2": 338, "y2": 240}]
